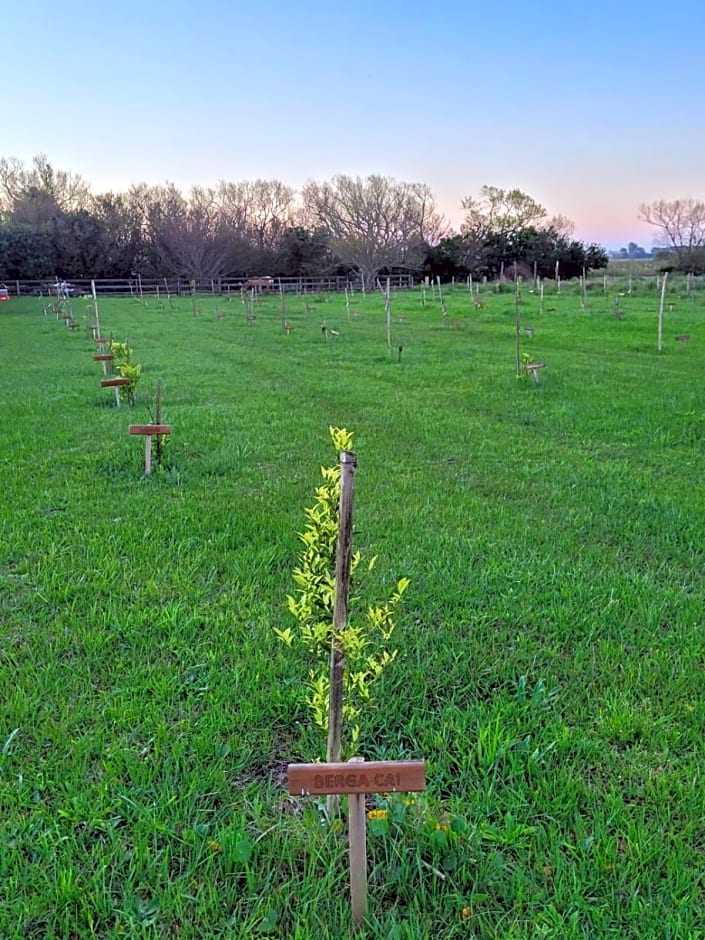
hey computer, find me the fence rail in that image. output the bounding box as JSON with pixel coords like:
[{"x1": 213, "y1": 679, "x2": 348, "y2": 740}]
[
  {"x1": 4, "y1": 271, "x2": 705, "y2": 298},
  {"x1": 3, "y1": 274, "x2": 415, "y2": 297}
]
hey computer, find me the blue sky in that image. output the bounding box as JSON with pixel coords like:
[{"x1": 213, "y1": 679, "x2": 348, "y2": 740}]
[{"x1": 3, "y1": 0, "x2": 704, "y2": 249}]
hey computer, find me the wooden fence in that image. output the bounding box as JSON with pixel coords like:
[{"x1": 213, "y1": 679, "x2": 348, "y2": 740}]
[
  {"x1": 4, "y1": 271, "x2": 704, "y2": 298},
  {"x1": 3, "y1": 274, "x2": 415, "y2": 297}
]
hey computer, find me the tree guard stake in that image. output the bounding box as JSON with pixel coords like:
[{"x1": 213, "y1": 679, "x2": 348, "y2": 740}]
[{"x1": 326, "y1": 449, "x2": 356, "y2": 819}]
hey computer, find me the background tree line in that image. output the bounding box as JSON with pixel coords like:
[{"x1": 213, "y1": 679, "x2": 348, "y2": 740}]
[{"x1": 0, "y1": 155, "x2": 617, "y2": 284}]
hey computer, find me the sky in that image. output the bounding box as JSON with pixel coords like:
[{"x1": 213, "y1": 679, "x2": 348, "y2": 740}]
[{"x1": 3, "y1": 0, "x2": 704, "y2": 250}]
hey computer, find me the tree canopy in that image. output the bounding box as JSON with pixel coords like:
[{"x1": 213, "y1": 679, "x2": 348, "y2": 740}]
[
  {"x1": 302, "y1": 175, "x2": 445, "y2": 289},
  {"x1": 0, "y1": 155, "x2": 609, "y2": 282}
]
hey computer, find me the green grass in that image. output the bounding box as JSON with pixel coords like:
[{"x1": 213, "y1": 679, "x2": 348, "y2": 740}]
[{"x1": 2, "y1": 283, "x2": 705, "y2": 938}]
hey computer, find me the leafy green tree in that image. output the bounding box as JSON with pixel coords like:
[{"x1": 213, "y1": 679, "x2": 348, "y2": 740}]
[
  {"x1": 461, "y1": 186, "x2": 546, "y2": 242},
  {"x1": 422, "y1": 235, "x2": 469, "y2": 279},
  {"x1": 0, "y1": 223, "x2": 55, "y2": 279},
  {"x1": 275, "y1": 226, "x2": 334, "y2": 277}
]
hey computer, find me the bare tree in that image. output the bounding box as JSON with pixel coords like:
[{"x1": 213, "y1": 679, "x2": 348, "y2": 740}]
[
  {"x1": 546, "y1": 213, "x2": 575, "y2": 240},
  {"x1": 89, "y1": 191, "x2": 147, "y2": 277},
  {"x1": 461, "y1": 186, "x2": 547, "y2": 242},
  {"x1": 215, "y1": 178, "x2": 297, "y2": 260},
  {"x1": 0, "y1": 154, "x2": 92, "y2": 234},
  {"x1": 638, "y1": 199, "x2": 705, "y2": 270},
  {"x1": 130, "y1": 183, "x2": 229, "y2": 280},
  {"x1": 28, "y1": 154, "x2": 91, "y2": 212},
  {"x1": 0, "y1": 154, "x2": 91, "y2": 216},
  {"x1": 172, "y1": 188, "x2": 229, "y2": 280},
  {"x1": 302, "y1": 174, "x2": 445, "y2": 288},
  {"x1": 0, "y1": 157, "x2": 26, "y2": 213},
  {"x1": 245, "y1": 179, "x2": 298, "y2": 252}
]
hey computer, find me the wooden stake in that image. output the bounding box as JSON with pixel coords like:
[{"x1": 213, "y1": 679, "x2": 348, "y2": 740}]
[
  {"x1": 514, "y1": 287, "x2": 522, "y2": 377},
  {"x1": 385, "y1": 278, "x2": 392, "y2": 352},
  {"x1": 657, "y1": 271, "x2": 668, "y2": 352},
  {"x1": 347, "y1": 757, "x2": 367, "y2": 927},
  {"x1": 279, "y1": 277, "x2": 287, "y2": 328},
  {"x1": 91, "y1": 280, "x2": 101, "y2": 339},
  {"x1": 326, "y1": 450, "x2": 357, "y2": 818},
  {"x1": 436, "y1": 276, "x2": 447, "y2": 327}
]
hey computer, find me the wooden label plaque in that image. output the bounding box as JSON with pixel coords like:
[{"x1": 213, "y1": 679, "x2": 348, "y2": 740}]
[{"x1": 287, "y1": 760, "x2": 426, "y2": 796}]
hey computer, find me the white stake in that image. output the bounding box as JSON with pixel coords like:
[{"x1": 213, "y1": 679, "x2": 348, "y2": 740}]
[{"x1": 657, "y1": 271, "x2": 668, "y2": 352}]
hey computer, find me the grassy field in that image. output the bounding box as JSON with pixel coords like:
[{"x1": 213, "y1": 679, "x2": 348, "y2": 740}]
[{"x1": 1, "y1": 281, "x2": 704, "y2": 938}]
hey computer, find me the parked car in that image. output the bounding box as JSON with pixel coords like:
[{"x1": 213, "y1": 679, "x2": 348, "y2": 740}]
[{"x1": 0, "y1": 284, "x2": 9, "y2": 301}]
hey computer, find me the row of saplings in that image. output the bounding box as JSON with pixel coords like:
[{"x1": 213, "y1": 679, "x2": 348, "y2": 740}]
[
  {"x1": 93, "y1": 330, "x2": 168, "y2": 475},
  {"x1": 47, "y1": 294, "x2": 171, "y2": 475},
  {"x1": 62, "y1": 291, "x2": 432, "y2": 931}
]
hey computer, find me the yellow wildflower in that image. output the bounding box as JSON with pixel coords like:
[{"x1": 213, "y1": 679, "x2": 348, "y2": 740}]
[{"x1": 367, "y1": 809, "x2": 388, "y2": 821}]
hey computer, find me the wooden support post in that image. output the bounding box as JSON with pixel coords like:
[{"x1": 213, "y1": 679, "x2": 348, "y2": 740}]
[
  {"x1": 347, "y1": 757, "x2": 367, "y2": 927},
  {"x1": 514, "y1": 287, "x2": 522, "y2": 377},
  {"x1": 657, "y1": 271, "x2": 668, "y2": 352},
  {"x1": 327, "y1": 450, "x2": 357, "y2": 819},
  {"x1": 91, "y1": 280, "x2": 101, "y2": 340}
]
